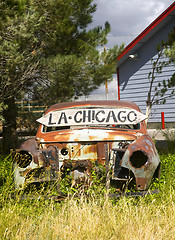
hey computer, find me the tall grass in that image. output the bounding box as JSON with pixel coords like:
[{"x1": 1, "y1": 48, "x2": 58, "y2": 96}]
[
  {"x1": 0, "y1": 154, "x2": 175, "y2": 240},
  {"x1": 1, "y1": 192, "x2": 175, "y2": 240}
]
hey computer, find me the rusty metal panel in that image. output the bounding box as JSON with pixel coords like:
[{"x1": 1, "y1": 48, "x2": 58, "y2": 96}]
[
  {"x1": 110, "y1": 135, "x2": 160, "y2": 190},
  {"x1": 13, "y1": 100, "x2": 160, "y2": 192}
]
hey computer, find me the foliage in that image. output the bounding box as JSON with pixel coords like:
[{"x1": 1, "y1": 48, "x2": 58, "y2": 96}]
[
  {"x1": 165, "y1": 42, "x2": 175, "y2": 61},
  {"x1": 34, "y1": 51, "x2": 118, "y2": 104},
  {"x1": 150, "y1": 154, "x2": 175, "y2": 198},
  {"x1": 0, "y1": 0, "x2": 26, "y2": 29},
  {"x1": 0, "y1": 0, "x2": 123, "y2": 152},
  {"x1": 59, "y1": 164, "x2": 107, "y2": 198},
  {"x1": 0, "y1": 0, "x2": 123, "y2": 103},
  {"x1": 0, "y1": 0, "x2": 39, "y2": 152},
  {"x1": 0, "y1": 103, "x2": 7, "y2": 123},
  {"x1": 28, "y1": 0, "x2": 123, "y2": 105},
  {"x1": 0, "y1": 154, "x2": 14, "y2": 202},
  {"x1": 16, "y1": 112, "x2": 41, "y2": 135},
  {"x1": 0, "y1": 1, "x2": 38, "y2": 103},
  {"x1": 164, "y1": 30, "x2": 175, "y2": 62},
  {"x1": 1, "y1": 152, "x2": 175, "y2": 201}
]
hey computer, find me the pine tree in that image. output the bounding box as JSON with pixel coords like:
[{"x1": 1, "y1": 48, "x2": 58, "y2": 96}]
[
  {"x1": 0, "y1": 0, "x2": 123, "y2": 152},
  {"x1": 29, "y1": 0, "x2": 123, "y2": 104},
  {"x1": 0, "y1": 0, "x2": 38, "y2": 152}
]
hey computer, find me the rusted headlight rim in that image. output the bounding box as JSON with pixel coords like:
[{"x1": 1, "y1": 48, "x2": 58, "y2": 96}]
[
  {"x1": 129, "y1": 149, "x2": 148, "y2": 169},
  {"x1": 14, "y1": 150, "x2": 33, "y2": 168}
]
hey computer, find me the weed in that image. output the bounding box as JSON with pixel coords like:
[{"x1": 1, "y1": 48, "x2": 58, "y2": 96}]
[{"x1": 0, "y1": 154, "x2": 175, "y2": 239}]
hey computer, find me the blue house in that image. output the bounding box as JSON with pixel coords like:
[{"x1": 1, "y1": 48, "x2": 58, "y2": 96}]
[{"x1": 116, "y1": 2, "x2": 175, "y2": 128}]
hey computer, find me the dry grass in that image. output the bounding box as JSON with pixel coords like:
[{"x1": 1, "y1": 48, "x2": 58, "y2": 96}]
[
  {"x1": 1, "y1": 154, "x2": 175, "y2": 240},
  {"x1": 0, "y1": 190, "x2": 175, "y2": 240}
]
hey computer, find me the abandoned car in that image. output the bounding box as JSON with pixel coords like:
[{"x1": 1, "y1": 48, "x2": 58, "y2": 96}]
[{"x1": 13, "y1": 100, "x2": 160, "y2": 192}]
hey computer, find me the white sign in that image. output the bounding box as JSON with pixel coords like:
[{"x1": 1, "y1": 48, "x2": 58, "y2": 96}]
[{"x1": 37, "y1": 108, "x2": 147, "y2": 127}]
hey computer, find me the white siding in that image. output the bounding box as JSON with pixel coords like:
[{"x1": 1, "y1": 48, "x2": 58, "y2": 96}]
[
  {"x1": 120, "y1": 56, "x2": 175, "y2": 123},
  {"x1": 118, "y1": 16, "x2": 175, "y2": 124}
]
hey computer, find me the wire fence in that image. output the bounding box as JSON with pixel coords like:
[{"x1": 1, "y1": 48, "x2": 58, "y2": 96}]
[
  {"x1": 16, "y1": 100, "x2": 47, "y2": 114},
  {"x1": 0, "y1": 101, "x2": 47, "y2": 132}
]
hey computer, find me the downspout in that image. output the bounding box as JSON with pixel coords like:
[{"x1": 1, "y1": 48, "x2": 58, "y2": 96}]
[{"x1": 117, "y1": 68, "x2": 120, "y2": 100}]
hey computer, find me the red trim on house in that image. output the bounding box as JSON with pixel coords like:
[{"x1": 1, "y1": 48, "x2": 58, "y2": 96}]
[
  {"x1": 117, "y1": 2, "x2": 175, "y2": 62},
  {"x1": 117, "y1": 68, "x2": 120, "y2": 100}
]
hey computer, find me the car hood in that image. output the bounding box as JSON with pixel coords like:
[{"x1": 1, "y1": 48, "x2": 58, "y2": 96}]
[{"x1": 37, "y1": 128, "x2": 142, "y2": 143}]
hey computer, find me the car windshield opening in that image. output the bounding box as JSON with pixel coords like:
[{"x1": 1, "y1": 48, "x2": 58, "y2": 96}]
[{"x1": 42, "y1": 123, "x2": 140, "y2": 132}]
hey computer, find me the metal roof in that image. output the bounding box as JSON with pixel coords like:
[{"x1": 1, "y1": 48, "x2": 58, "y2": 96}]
[{"x1": 117, "y1": 2, "x2": 175, "y2": 67}]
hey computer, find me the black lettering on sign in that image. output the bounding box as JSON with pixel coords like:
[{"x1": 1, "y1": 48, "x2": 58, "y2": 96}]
[
  {"x1": 83, "y1": 110, "x2": 86, "y2": 122},
  {"x1": 48, "y1": 113, "x2": 56, "y2": 125},
  {"x1": 82, "y1": 110, "x2": 92, "y2": 123},
  {"x1": 44, "y1": 108, "x2": 141, "y2": 127},
  {"x1": 74, "y1": 111, "x2": 82, "y2": 123},
  {"x1": 58, "y1": 112, "x2": 68, "y2": 124},
  {"x1": 118, "y1": 111, "x2": 126, "y2": 123},
  {"x1": 95, "y1": 110, "x2": 105, "y2": 123},
  {"x1": 88, "y1": 110, "x2": 91, "y2": 122},
  {"x1": 92, "y1": 110, "x2": 95, "y2": 121},
  {"x1": 128, "y1": 111, "x2": 137, "y2": 122},
  {"x1": 106, "y1": 110, "x2": 117, "y2": 123}
]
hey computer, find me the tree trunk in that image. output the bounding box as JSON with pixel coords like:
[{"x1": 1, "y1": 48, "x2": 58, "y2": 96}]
[
  {"x1": 145, "y1": 104, "x2": 152, "y2": 125},
  {"x1": 2, "y1": 96, "x2": 18, "y2": 153}
]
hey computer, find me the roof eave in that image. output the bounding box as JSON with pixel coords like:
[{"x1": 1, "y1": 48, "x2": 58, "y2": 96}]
[{"x1": 116, "y1": 2, "x2": 175, "y2": 67}]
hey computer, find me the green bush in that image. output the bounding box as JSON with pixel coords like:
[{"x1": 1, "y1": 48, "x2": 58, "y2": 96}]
[
  {"x1": 1, "y1": 153, "x2": 175, "y2": 201},
  {"x1": 0, "y1": 153, "x2": 15, "y2": 203}
]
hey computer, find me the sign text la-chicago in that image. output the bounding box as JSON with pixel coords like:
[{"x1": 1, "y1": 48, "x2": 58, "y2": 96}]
[{"x1": 37, "y1": 108, "x2": 147, "y2": 127}]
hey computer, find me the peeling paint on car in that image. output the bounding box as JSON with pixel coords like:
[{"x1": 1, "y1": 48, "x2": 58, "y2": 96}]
[{"x1": 13, "y1": 100, "x2": 160, "y2": 192}]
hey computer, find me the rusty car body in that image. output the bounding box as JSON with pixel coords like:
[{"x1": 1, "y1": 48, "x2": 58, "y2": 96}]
[{"x1": 13, "y1": 100, "x2": 160, "y2": 192}]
